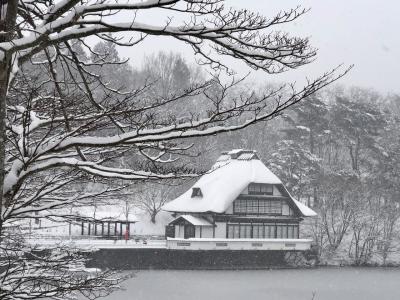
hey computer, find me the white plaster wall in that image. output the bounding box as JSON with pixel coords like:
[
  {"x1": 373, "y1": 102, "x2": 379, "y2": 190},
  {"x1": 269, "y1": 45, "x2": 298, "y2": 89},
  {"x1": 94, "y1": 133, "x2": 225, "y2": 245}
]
[
  {"x1": 201, "y1": 226, "x2": 214, "y2": 238},
  {"x1": 175, "y1": 225, "x2": 184, "y2": 238},
  {"x1": 225, "y1": 204, "x2": 233, "y2": 214},
  {"x1": 282, "y1": 203, "x2": 290, "y2": 215},
  {"x1": 167, "y1": 238, "x2": 313, "y2": 251},
  {"x1": 240, "y1": 186, "x2": 249, "y2": 195},
  {"x1": 215, "y1": 222, "x2": 226, "y2": 238},
  {"x1": 273, "y1": 185, "x2": 282, "y2": 196},
  {"x1": 195, "y1": 226, "x2": 201, "y2": 238}
]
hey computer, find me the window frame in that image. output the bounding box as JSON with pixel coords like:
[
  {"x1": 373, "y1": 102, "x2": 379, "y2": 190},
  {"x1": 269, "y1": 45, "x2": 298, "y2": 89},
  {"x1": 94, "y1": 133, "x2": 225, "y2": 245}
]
[
  {"x1": 226, "y1": 223, "x2": 299, "y2": 239},
  {"x1": 191, "y1": 187, "x2": 203, "y2": 197},
  {"x1": 248, "y1": 183, "x2": 273, "y2": 195},
  {"x1": 233, "y1": 198, "x2": 282, "y2": 215}
]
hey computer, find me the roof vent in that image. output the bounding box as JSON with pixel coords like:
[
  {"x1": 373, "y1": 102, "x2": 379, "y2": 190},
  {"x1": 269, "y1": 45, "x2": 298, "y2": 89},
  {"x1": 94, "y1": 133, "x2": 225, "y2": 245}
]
[
  {"x1": 191, "y1": 187, "x2": 203, "y2": 198},
  {"x1": 226, "y1": 149, "x2": 259, "y2": 160}
]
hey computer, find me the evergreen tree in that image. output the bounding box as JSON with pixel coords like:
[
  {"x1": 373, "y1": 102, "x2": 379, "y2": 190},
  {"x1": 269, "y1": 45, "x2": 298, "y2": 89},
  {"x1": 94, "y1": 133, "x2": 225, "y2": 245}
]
[{"x1": 269, "y1": 94, "x2": 328, "y2": 206}]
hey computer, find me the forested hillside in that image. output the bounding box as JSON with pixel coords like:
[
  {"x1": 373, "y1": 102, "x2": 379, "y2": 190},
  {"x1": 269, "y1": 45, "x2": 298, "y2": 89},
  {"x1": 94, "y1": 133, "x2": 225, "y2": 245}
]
[{"x1": 104, "y1": 47, "x2": 400, "y2": 266}]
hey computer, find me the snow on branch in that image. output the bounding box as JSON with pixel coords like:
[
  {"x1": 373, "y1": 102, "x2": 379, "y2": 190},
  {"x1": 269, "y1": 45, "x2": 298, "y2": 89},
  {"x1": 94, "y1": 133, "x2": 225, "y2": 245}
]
[
  {"x1": 0, "y1": 238, "x2": 127, "y2": 300},
  {"x1": 5, "y1": 0, "x2": 314, "y2": 75}
]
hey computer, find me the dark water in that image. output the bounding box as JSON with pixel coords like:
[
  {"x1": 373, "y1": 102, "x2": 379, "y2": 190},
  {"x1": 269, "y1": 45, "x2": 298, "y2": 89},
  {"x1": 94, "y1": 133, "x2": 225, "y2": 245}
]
[{"x1": 106, "y1": 268, "x2": 400, "y2": 300}]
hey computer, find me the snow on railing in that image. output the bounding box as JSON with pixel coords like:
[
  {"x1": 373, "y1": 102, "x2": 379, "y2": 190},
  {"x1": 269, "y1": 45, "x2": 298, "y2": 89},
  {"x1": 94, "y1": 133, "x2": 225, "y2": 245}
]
[{"x1": 25, "y1": 235, "x2": 167, "y2": 249}]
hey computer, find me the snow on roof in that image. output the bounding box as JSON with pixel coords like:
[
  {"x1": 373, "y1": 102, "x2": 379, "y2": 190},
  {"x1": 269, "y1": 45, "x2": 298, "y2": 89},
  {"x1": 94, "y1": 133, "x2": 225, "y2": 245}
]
[
  {"x1": 292, "y1": 199, "x2": 318, "y2": 217},
  {"x1": 170, "y1": 215, "x2": 213, "y2": 226},
  {"x1": 75, "y1": 206, "x2": 138, "y2": 222},
  {"x1": 278, "y1": 185, "x2": 317, "y2": 217},
  {"x1": 163, "y1": 150, "x2": 281, "y2": 214},
  {"x1": 162, "y1": 149, "x2": 317, "y2": 217}
]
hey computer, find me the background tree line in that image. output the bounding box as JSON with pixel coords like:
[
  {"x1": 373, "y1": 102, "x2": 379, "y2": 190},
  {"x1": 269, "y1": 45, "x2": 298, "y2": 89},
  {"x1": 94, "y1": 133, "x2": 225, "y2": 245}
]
[{"x1": 106, "y1": 46, "x2": 400, "y2": 267}]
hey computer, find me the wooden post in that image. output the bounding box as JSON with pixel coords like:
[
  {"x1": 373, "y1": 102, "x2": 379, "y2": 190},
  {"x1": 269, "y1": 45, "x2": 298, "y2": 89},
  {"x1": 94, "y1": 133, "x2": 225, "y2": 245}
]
[
  {"x1": 114, "y1": 222, "x2": 117, "y2": 236},
  {"x1": 119, "y1": 222, "x2": 123, "y2": 237},
  {"x1": 108, "y1": 222, "x2": 110, "y2": 236},
  {"x1": 88, "y1": 222, "x2": 91, "y2": 235},
  {"x1": 101, "y1": 222, "x2": 104, "y2": 236},
  {"x1": 212, "y1": 215, "x2": 215, "y2": 238},
  {"x1": 262, "y1": 223, "x2": 265, "y2": 239},
  {"x1": 81, "y1": 221, "x2": 84, "y2": 235}
]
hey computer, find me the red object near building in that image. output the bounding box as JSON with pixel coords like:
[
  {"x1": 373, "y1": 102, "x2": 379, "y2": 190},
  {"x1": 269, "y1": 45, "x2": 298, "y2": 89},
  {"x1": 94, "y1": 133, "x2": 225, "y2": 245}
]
[{"x1": 124, "y1": 228, "x2": 129, "y2": 240}]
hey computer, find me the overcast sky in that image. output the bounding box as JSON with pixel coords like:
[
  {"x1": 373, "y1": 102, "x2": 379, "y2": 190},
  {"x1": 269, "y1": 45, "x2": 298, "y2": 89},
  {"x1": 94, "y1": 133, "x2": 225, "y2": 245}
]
[{"x1": 118, "y1": 0, "x2": 400, "y2": 94}]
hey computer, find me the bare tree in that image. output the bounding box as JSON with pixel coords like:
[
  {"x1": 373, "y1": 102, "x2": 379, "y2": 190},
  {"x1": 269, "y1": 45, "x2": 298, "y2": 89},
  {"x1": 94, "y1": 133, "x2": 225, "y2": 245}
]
[
  {"x1": 379, "y1": 204, "x2": 400, "y2": 265},
  {"x1": 142, "y1": 52, "x2": 193, "y2": 97},
  {"x1": 349, "y1": 203, "x2": 380, "y2": 265},
  {"x1": 318, "y1": 172, "x2": 357, "y2": 252},
  {"x1": 0, "y1": 1, "x2": 349, "y2": 298},
  {"x1": 0, "y1": 234, "x2": 126, "y2": 300},
  {"x1": 135, "y1": 183, "x2": 173, "y2": 224}
]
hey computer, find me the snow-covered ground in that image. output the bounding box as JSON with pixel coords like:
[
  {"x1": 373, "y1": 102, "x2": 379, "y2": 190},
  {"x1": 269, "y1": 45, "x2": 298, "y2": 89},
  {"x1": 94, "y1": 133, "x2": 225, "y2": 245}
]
[{"x1": 132, "y1": 211, "x2": 172, "y2": 236}]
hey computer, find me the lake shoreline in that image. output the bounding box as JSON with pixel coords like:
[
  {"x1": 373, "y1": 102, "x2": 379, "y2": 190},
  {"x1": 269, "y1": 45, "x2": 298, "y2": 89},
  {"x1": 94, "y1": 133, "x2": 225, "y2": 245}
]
[{"x1": 86, "y1": 247, "x2": 400, "y2": 270}]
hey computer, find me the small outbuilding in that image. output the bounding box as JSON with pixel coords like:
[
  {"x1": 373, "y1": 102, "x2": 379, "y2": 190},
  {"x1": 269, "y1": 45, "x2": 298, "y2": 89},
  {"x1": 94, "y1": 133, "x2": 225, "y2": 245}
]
[{"x1": 77, "y1": 210, "x2": 137, "y2": 238}]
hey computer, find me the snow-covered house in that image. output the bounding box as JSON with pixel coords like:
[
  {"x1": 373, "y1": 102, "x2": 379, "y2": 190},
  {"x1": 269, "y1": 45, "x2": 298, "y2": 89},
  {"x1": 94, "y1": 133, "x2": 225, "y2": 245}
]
[{"x1": 162, "y1": 149, "x2": 317, "y2": 250}]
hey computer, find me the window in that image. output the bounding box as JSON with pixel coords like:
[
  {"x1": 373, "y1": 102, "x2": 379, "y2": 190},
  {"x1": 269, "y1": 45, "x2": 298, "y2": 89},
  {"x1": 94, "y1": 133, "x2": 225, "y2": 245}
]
[
  {"x1": 245, "y1": 224, "x2": 252, "y2": 238},
  {"x1": 261, "y1": 184, "x2": 273, "y2": 195},
  {"x1": 252, "y1": 224, "x2": 263, "y2": 238},
  {"x1": 264, "y1": 224, "x2": 275, "y2": 238},
  {"x1": 191, "y1": 187, "x2": 203, "y2": 197},
  {"x1": 288, "y1": 225, "x2": 299, "y2": 238},
  {"x1": 258, "y1": 200, "x2": 268, "y2": 214},
  {"x1": 184, "y1": 225, "x2": 195, "y2": 239},
  {"x1": 281, "y1": 225, "x2": 288, "y2": 238},
  {"x1": 233, "y1": 199, "x2": 247, "y2": 213},
  {"x1": 293, "y1": 226, "x2": 299, "y2": 238},
  {"x1": 248, "y1": 183, "x2": 273, "y2": 195},
  {"x1": 239, "y1": 224, "x2": 252, "y2": 238},
  {"x1": 288, "y1": 226, "x2": 294, "y2": 238},
  {"x1": 228, "y1": 225, "x2": 234, "y2": 238},
  {"x1": 233, "y1": 199, "x2": 282, "y2": 215},
  {"x1": 276, "y1": 225, "x2": 283, "y2": 238},
  {"x1": 247, "y1": 200, "x2": 258, "y2": 214},
  {"x1": 270, "y1": 201, "x2": 282, "y2": 214},
  {"x1": 234, "y1": 225, "x2": 240, "y2": 238},
  {"x1": 227, "y1": 223, "x2": 298, "y2": 239},
  {"x1": 228, "y1": 224, "x2": 240, "y2": 238}
]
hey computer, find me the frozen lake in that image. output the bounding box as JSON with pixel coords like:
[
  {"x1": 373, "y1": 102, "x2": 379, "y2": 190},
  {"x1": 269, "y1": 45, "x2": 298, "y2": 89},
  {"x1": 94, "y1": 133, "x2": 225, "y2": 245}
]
[{"x1": 105, "y1": 267, "x2": 400, "y2": 300}]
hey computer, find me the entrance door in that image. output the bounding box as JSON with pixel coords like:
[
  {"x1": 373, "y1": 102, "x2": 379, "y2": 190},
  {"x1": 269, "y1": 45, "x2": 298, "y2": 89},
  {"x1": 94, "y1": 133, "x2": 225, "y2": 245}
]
[
  {"x1": 184, "y1": 224, "x2": 195, "y2": 239},
  {"x1": 165, "y1": 225, "x2": 175, "y2": 238}
]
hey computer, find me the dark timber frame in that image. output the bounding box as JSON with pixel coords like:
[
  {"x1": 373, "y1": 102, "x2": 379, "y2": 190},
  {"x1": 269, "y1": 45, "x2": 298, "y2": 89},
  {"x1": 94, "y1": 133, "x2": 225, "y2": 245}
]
[
  {"x1": 225, "y1": 222, "x2": 299, "y2": 239},
  {"x1": 80, "y1": 220, "x2": 136, "y2": 238}
]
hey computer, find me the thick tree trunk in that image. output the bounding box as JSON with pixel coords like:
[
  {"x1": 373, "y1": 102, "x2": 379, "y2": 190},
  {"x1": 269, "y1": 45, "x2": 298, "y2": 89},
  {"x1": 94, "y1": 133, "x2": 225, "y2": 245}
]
[
  {"x1": 0, "y1": 0, "x2": 19, "y2": 241},
  {"x1": 150, "y1": 211, "x2": 157, "y2": 224}
]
